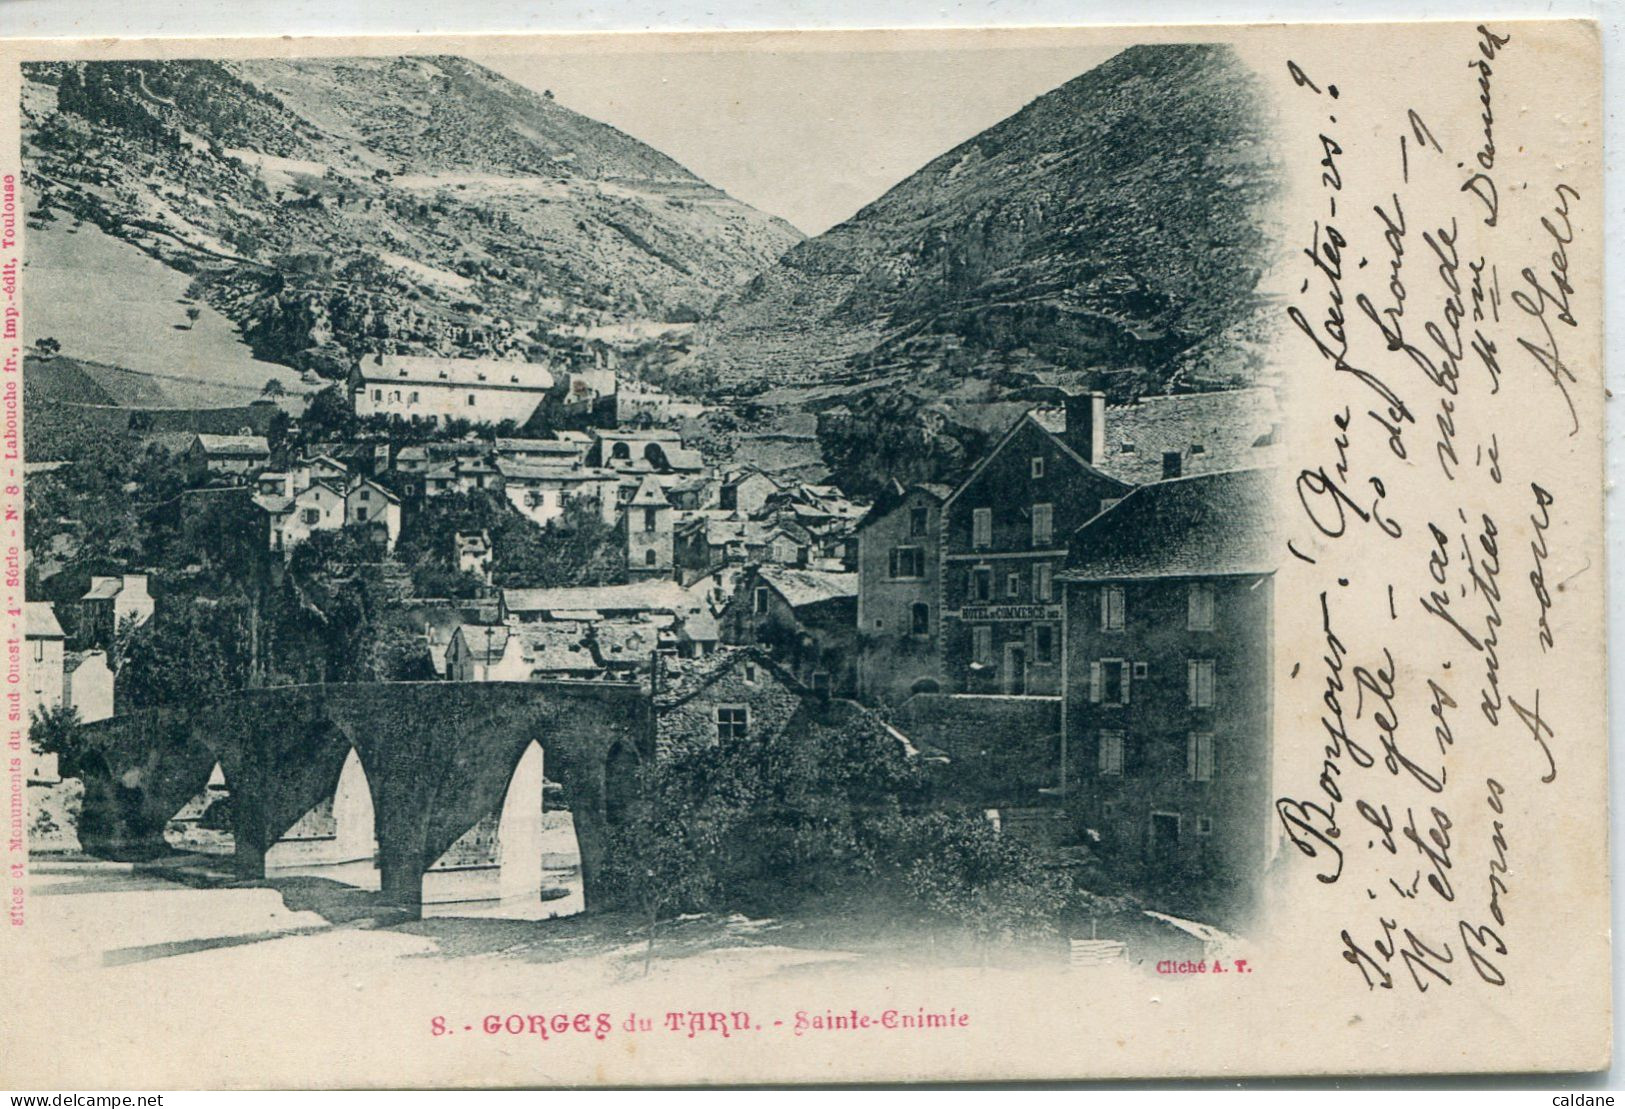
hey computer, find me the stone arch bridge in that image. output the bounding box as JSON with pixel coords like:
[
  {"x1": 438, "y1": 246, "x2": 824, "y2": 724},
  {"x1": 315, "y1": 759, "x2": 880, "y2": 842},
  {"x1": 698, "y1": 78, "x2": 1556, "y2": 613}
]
[{"x1": 69, "y1": 681, "x2": 653, "y2": 916}]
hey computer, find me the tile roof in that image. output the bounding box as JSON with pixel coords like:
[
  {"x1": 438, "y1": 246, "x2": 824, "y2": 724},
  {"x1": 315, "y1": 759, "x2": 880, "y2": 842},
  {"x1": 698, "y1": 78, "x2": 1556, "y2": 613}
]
[
  {"x1": 359, "y1": 354, "x2": 554, "y2": 390},
  {"x1": 759, "y1": 566, "x2": 859, "y2": 609},
  {"x1": 195, "y1": 433, "x2": 270, "y2": 457},
  {"x1": 25, "y1": 601, "x2": 64, "y2": 639},
  {"x1": 503, "y1": 579, "x2": 694, "y2": 617},
  {"x1": 1088, "y1": 387, "x2": 1282, "y2": 485},
  {"x1": 1059, "y1": 467, "x2": 1277, "y2": 581},
  {"x1": 628, "y1": 475, "x2": 670, "y2": 507}
]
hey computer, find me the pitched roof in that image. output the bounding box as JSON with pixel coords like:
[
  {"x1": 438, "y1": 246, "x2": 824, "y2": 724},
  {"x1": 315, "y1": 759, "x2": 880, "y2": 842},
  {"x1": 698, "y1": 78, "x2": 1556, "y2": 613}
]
[
  {"x1": 591, "y1": 620, "x2": 663, "y2": 664},
  {"x1": 1058, "y1": 468, "x2": 1276, "y2": 582},
  {"x1": 1089, "y1": 387, "x2": 1282, "y2": 485},
  {"x1": 195, "y1": 433, "x2": 270, "y2": 457},
  {"x1": 25, "y1": 602, "x2": 64, "y2": 639},
  {"x1": 495, "y1": 437, "x2": 587, "y2": 456},
  {"x1": 758, "y1": 566, "x2": 859, "y2": 609},
  {"x1": 359, "y1": 354, "x2": 554, "y2": 391},
  {"x1": 628, "y1": 475, "x2": 669, "y2": 507},
  {"x1": 503, "y1": 579, "x2": 693, "y2": 617},
  {"x1": 514, "y1": 624, "x2": 600, "y2": 674}
]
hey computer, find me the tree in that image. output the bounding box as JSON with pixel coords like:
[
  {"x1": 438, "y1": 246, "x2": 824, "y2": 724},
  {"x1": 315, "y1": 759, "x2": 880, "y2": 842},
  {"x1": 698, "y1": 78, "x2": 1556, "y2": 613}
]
[
  {"x1": 29, "y1": 702, "x2": 84, "y2": 776},
  {"x1": 33, "y1": 336, "x2": 60, "y2": 357},
  {"x1": 184, "y1": 306, "x2": 201, "y2": 329},
  {"x1": 261, "y1": 377, "x2": 287, "y2": 398}
]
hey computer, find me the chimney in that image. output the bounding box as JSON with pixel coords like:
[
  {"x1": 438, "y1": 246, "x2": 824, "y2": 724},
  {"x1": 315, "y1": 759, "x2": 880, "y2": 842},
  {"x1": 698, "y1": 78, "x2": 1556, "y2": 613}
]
[{"x1": 1064, "y1": 390, "x2": 1106, "y2": 464}]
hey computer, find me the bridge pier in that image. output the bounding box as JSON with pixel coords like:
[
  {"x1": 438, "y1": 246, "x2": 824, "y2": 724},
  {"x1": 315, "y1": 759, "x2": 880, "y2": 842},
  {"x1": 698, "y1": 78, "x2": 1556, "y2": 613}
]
[
  {"x1": 378, "y1": 850, "x2": 424, "y2": 916},
  {"x1": 234, "y1": 840, "x2": 266, "y2": 880}
]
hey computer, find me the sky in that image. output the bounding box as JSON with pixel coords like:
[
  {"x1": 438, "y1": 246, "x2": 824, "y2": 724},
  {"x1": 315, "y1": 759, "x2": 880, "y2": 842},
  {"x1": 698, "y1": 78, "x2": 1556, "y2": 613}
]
[{"x1": 475, "y1": 45, "x2": 1118, "y2": 237}]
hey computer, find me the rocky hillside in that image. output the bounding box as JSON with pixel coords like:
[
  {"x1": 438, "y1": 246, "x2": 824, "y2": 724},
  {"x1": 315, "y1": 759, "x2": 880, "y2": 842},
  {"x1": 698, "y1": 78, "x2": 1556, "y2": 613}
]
[
  {"x1": 21, "y1": 57, "x2": 801, "y2": 379},
  {"x1": 686, "y1": 44, "x2": 1282, "y2": 399}
]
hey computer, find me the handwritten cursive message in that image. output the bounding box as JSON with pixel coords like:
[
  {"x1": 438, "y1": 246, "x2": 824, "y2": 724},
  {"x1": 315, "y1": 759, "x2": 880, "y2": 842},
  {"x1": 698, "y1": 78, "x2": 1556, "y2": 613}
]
[{"x1": 1274, "y1": 24, "x2": 1591, "y2": 995}]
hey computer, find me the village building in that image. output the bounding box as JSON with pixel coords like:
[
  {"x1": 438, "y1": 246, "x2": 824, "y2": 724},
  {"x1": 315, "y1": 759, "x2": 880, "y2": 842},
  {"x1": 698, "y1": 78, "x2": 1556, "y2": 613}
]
[
  {"x1": 456, "y1": 530, "x2": 493, "y2": 582},
  {"x1": 351, "y1": 354, "x2": 556, "y2": 426},
  {"x1": 343, "y1": 477, "x2": 403, "y2": 552},
  {"x1": 853, "y1": 482, "x2": 952, "y2": 706},
  {"x1": 653, "y1": 647, "x2": 807, "y2": 759},
  {"x1": 25, "y1": 602, "x2": 66, "y2": 783},
  {"x1": 621, "y1": 474, "x2": 674, "y2": 580},
  {"x1": 501, "y1": 580, "x2": 698, "y2": 625},
  {"x1": 494, "y1": 437, "x2": 590, "y2": 467},
  {"x1": 495, "y1": 458, "x2": 620, "y2": 527},
  {"x1": 446, "y1": 622, "x2": 602, "y2": 683},
  {"x1": 719, "y1": 466, "x2": 781, "y2": 516},
  {"x1": 1058, "y1": 467, "x2": 1275, "y2": 922},
  {"x1": 265, "y1": 480, "x2": 346, "y2": 556},
  {"x1": 722, "y1": 565, "x2": 859, "y2": 696},
  {"x1": 76, "y1": 574, "x2": 154, "y2": 649},
  {"x1": 187, "y1": 433, "x2": 270, "y2": 480},
  {"x1": 64, "y1": 649, "x2": 115, "y2": 725},
  {"x1": 939, "y1": 393, "x2": 1131, "y2": 698}
]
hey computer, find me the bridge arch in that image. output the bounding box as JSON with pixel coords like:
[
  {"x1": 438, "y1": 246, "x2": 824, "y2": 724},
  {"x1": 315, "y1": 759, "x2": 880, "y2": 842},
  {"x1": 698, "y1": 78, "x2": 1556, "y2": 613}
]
[{"x1": 73, "y1": 679, "x2": 653, "y2": 918}]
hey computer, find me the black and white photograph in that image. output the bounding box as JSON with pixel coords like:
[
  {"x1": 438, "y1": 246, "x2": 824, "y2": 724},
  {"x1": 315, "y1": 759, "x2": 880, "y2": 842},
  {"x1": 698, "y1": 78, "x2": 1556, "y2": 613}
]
[{"x1": 0, "y1": 18, "x2": 1609, "y2": 1090}]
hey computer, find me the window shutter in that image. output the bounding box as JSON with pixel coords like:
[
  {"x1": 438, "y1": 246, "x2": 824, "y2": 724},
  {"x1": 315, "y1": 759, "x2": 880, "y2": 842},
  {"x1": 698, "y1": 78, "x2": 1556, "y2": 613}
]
[
  {"x1": 1187, "y1": 660, "x2": 1197, "y2": 705},
  {"x1": 1099, "y1": 589, "x2": 1108, "y2": 629},
  {"x1": 1121, "y1": 662, "x2": 1131, "y2": 704},
  {"x1": 1090, "y1": 661, "x2": 1103, "y2": 703},
  {"x1": 888, "y1": 549, "x2": 898, "y2": 578}
]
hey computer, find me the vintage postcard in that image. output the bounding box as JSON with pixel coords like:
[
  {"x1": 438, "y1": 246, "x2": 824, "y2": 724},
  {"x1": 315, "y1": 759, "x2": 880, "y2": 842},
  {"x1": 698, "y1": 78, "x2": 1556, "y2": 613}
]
[{"x1": 0, "y1": 19, "x2": 1607, "y2": 1087}]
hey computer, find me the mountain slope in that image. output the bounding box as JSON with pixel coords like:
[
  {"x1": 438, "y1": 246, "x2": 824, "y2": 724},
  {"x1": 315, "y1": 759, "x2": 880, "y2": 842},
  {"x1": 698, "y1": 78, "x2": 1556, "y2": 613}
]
[
  {"x1": 686, "y1": 44, "x2": 1281, "y2": 397},
  {"x1": 21, "y1": 56, "x2": 802, "y2": 378}
]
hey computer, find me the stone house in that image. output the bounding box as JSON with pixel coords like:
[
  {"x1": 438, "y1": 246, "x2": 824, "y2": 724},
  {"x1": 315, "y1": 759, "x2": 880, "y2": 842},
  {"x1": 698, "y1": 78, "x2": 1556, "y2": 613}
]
[
  {"x1": 187, "y1": 433, "x2": 271, "y2": 480},
  {"x1": 1059, "y1": 467, "x2": 1275, "y2": 922},
  {"x1": 722, "y1": 565, "x2": 859, "y2": 697},
  {"x1": 939, "y1": 395, "x2": 1131, "y2": 698},
  {"x1": 75, "y1": 574, "x2": 154, "y2": 649},
  {"x1": 854, "y1": 482, "x2": 951, "y2": 707}
]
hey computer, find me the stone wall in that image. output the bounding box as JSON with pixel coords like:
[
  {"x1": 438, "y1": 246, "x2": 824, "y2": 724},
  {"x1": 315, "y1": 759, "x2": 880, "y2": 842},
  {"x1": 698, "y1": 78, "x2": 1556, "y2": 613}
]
[{"x1": 892, "y1": 692, "x2": 1060, "y2": 804}]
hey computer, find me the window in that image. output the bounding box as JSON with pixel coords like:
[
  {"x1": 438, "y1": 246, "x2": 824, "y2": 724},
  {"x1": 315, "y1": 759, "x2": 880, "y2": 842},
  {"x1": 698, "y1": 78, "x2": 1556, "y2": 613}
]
[
  {"x1": 1188, "y1": 732, "x2": 1215, "y2": 781},
  {"x1": 1006, "y1": 571, "x2": 1022, "y2": 599},
  {"x1": 754, "y1": 587, "x2": 770, "y2": 614},
  {"x1": 1196, "y1": 816, "x2": 1214, "y2": 836},
  {"x1": 1031, "y1": 456, "x2": 1045, "y2": 479},
  {"x1": 1034, "y1": 624, "x2": 1056, "y2": 664},
  {"x1": 1132, "y1": 661, "x2": 1149, "y2": 679},
  {"x1": 409, "y1": 391, "x2": 419, "y2": 403},
  {"x1": 390, "y1": 390, "x2": 401, "y2": 402},
  {"x1": 302, "y1": 508, "x2": 320, "y2": 525},
  {"x1": 1100, "y1": 586, "x2": 1126, "y2": 631},
  {"x1": 1035, "y1": 562, "x2": 1054, "y2": 602},
  {"x1": 467, "y1": 394, "x2": 476, "y2": 406},
  {"x1": 971, "y1": 567, "x2": 993, "y2": 602},
  {"x1": 972, "y1": 508, "x2": 992, "y2": 549},
  {"x1": 972, "y1": 625, "x2": 993, "y2": 666},
  {"x1": 1162, "y1": 451, "x2": 1183, "y2": 479},
  {"x1": 1187, "y1": 582, "x2": 1216, "y2": 631},
  {"x1": 911, "y1": 603, "x2": 930, "y2": 637},
  {"x1": 1091, "y1": 659, "x2": 1130, "y2": 706},
  {"x1": 1098, "y1": 731, "x2": 1124, "y2": 776},
  {"x1": 1032, "y1": 503, "x2": 1053, "y2": 546},
  {"x1": 645, "y1": 549, "x2": 657, "y2": 566},
  {"x1": 359, "y1": 489, "x2": 371, "y2": 501},
  {"x1": 888, "y1": 546, "x2": 925, "y2": 579},
  {"x1": 744, "y1": 662, "x2": 758, "y2": 684},
  {"x1": 1188, "y1": 659, "x2": 1216, "y2": 708},
  {"x1": 715, "y1": 705, "x2": 749, "y2": 742},
  {"x1": 643, "y1": 508, "x2": 658, "y2": 532},
  {"x1": 356, "y1": 507, "x2": 368, "y2": 522},
  {"x1": 909, "y1": 506, "x2": 929, "y2": 537},
  {"x1": 372, "y1": 389, "x2": 382, "y2": 401}
]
